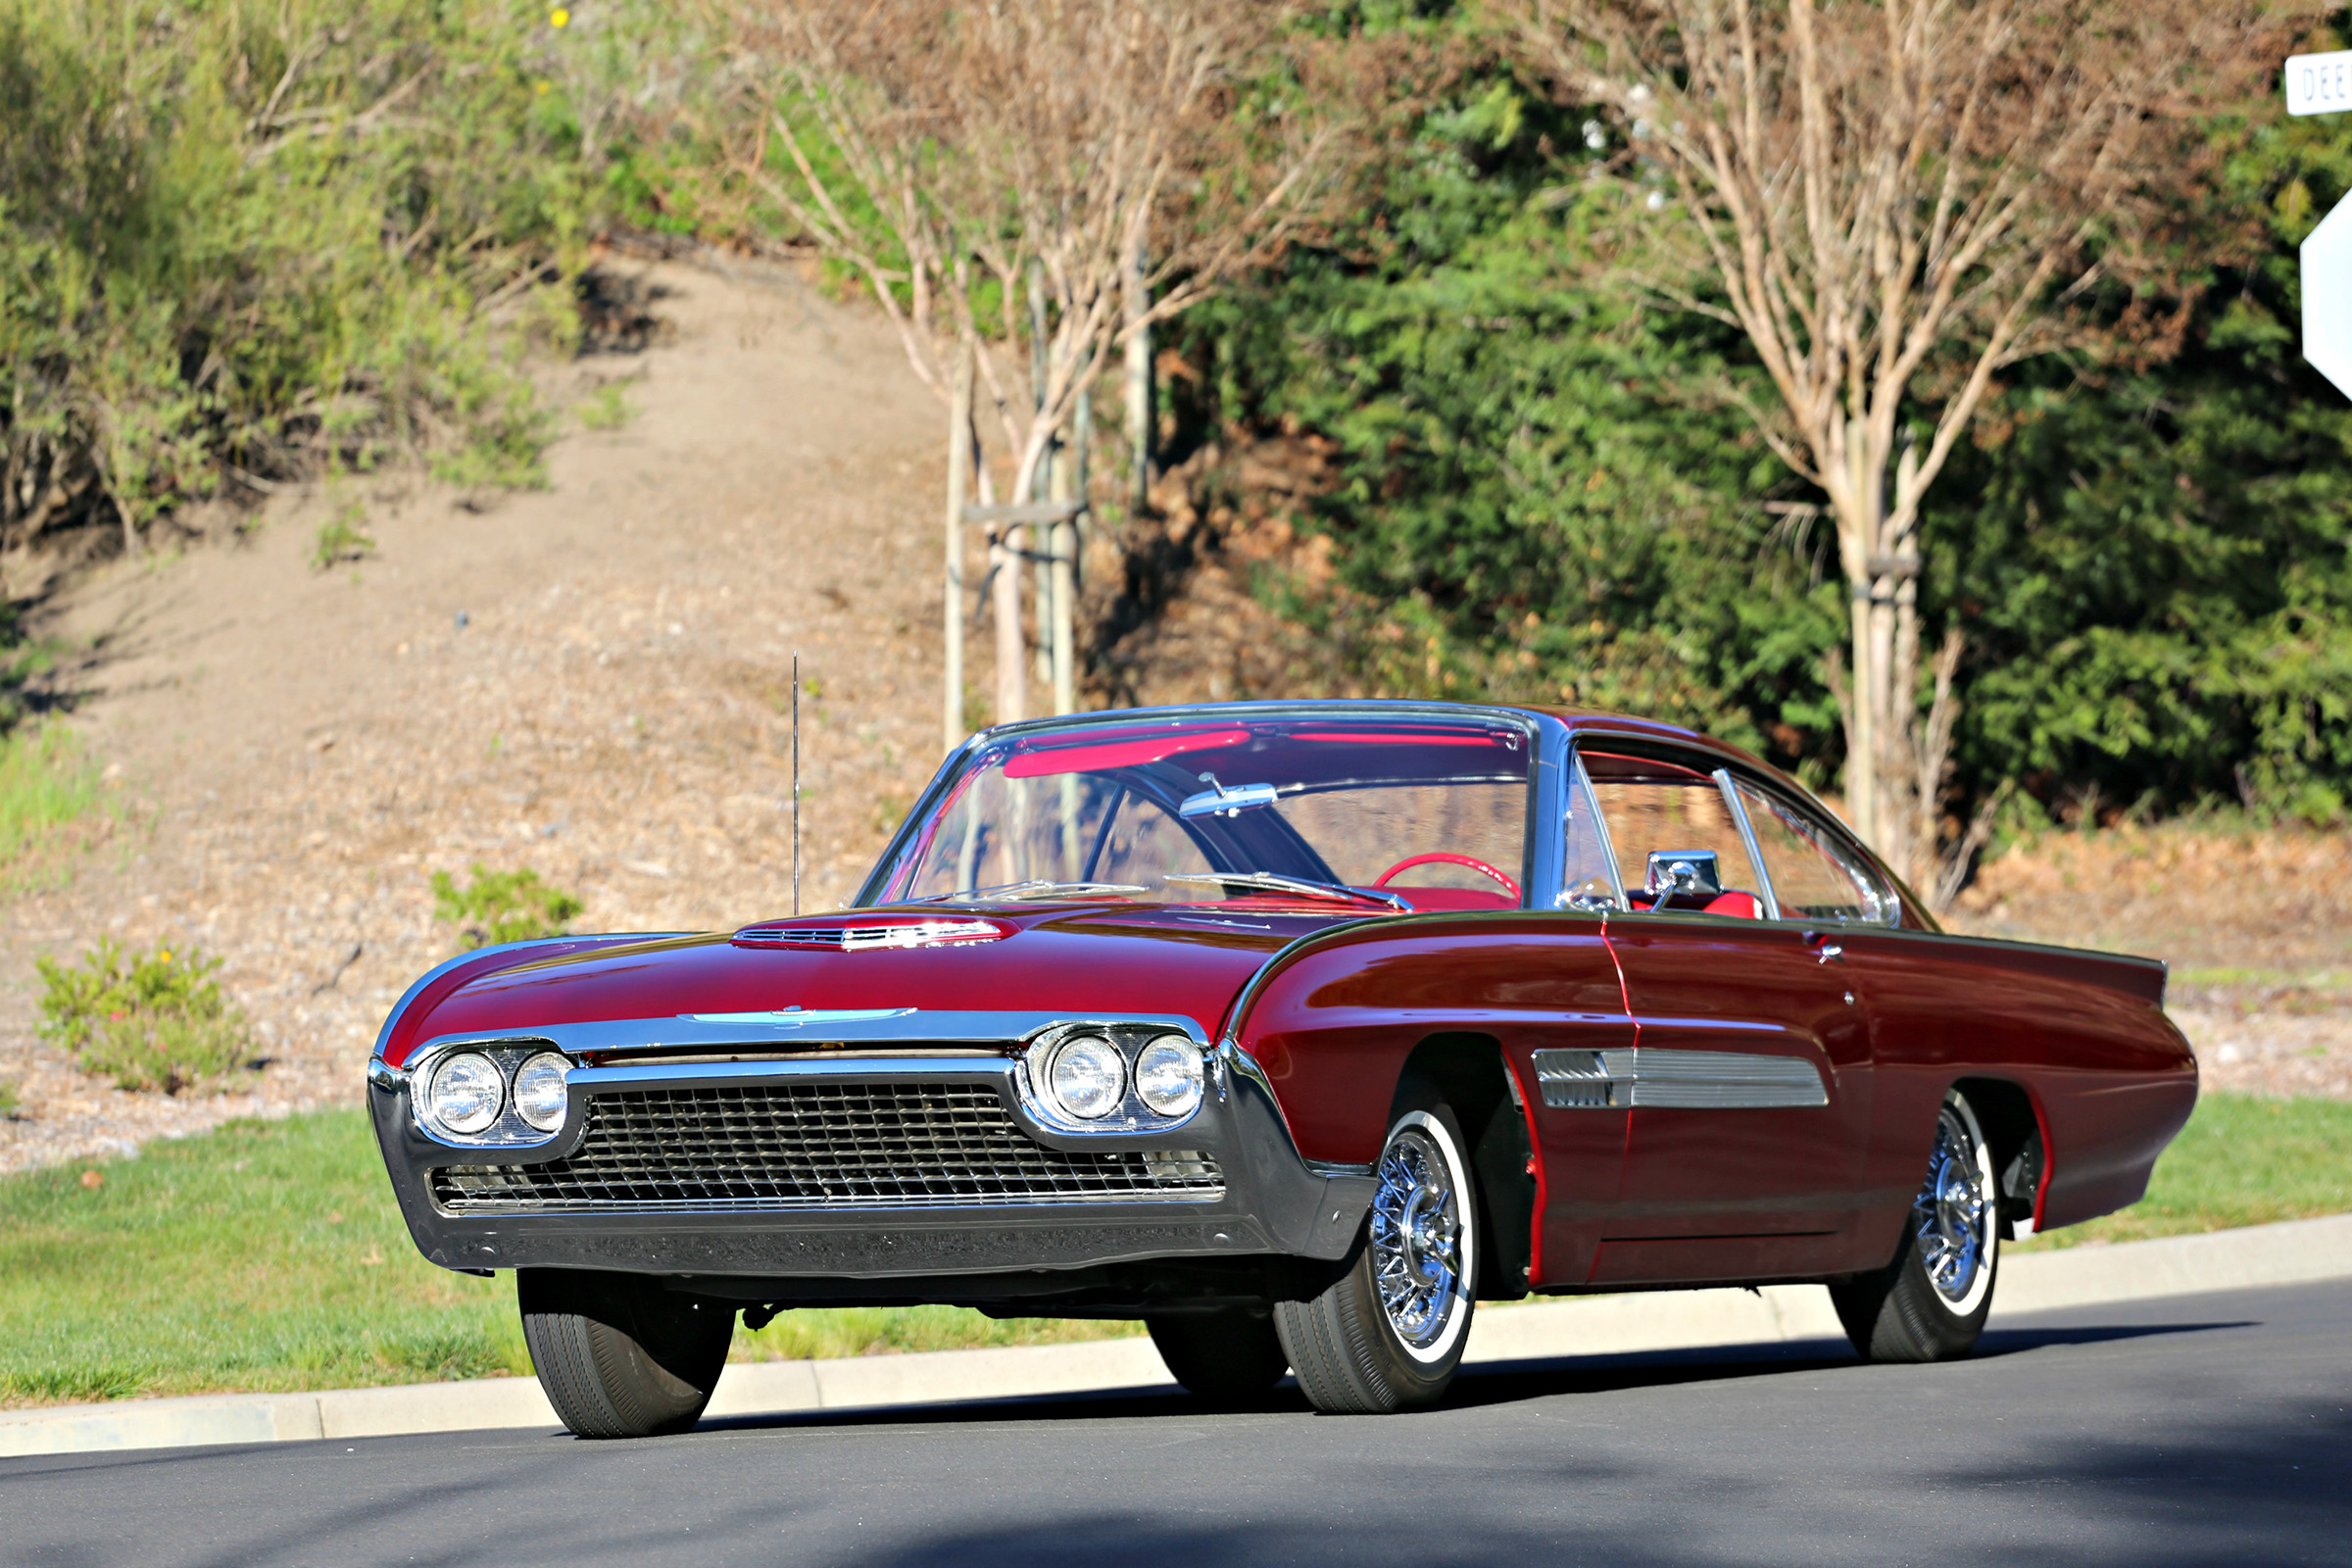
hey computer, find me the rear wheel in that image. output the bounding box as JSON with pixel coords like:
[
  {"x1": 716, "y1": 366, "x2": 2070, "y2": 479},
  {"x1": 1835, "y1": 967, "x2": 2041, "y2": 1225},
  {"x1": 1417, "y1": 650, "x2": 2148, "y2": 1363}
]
[
  {"x1": 1830, "y1": 1090, "x2": 2000, "y2": 1363},
  {"x1": 1147, "y1": 1308, "x2": 1289, "y2": 1405},
  {"x1": 520, "y1": 1268, "x2": 734, "y2": 1438},
  {"x1": 1275, "y1": 1086, "x2": 1478, "y2": 1413}
]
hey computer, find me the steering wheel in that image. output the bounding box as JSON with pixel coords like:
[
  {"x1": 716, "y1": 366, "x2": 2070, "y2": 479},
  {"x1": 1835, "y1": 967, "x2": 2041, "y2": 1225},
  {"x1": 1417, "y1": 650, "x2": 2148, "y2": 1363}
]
[{"x1": 1370, "y1": 853, "x2": 1521, "y2": 900}]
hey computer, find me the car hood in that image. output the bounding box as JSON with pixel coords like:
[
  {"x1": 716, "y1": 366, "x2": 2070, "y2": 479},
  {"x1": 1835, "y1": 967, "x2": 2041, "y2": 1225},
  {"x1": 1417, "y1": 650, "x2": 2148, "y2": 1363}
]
[{"x1": 379, "y1": 903, "x2": 1362, "y2": 1068}]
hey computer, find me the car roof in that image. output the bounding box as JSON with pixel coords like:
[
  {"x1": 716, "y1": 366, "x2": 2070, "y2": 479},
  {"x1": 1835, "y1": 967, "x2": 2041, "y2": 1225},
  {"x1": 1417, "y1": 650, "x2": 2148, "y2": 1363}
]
[{"x1": 977, "y1": 699, "x2": 1779, "y2": 779}]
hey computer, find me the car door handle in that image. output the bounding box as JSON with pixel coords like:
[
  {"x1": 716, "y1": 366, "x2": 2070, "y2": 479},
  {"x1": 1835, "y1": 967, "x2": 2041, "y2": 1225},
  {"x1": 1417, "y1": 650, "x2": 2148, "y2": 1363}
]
[{"x1": 1805, "y1": 933, "x2": 1844, "y2": 964}]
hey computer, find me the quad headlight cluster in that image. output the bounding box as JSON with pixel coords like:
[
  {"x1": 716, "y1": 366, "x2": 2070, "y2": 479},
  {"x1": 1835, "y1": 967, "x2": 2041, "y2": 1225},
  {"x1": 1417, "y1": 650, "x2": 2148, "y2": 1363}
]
[
  {"x1": 1033, "y1": 1032, "x2": 1205, "y2": 1125},
  {"x1": 421, "y1": 1049, "x2": 572, "y2": 1139}
]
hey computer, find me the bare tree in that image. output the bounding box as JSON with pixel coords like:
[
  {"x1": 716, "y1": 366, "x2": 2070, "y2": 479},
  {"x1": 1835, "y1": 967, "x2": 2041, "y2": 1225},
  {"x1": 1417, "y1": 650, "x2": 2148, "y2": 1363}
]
[
  {"x1": 726, "y1": 0, "x2": 1346, "y2": 741},
  {"x1": 1493, "y1": 0, "x2": 2275, "y2": 886}
]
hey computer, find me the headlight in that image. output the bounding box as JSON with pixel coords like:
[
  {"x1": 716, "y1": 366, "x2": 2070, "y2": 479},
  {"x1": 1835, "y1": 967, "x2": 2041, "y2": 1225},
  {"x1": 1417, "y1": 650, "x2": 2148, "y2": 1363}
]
[
  {"x1": 1134, "y1": 1036, "x2": 1204, "y2": 1118},
  {"x1": 1047, "y1": 1035, "x2": 1125, "y2": 1120},
  {"x1": 428, "y1": 1052, "x2": 503, "y2": 1135},
  {"x1": 512, "y1": 1052, "x2": 571, "y2": 1132}
]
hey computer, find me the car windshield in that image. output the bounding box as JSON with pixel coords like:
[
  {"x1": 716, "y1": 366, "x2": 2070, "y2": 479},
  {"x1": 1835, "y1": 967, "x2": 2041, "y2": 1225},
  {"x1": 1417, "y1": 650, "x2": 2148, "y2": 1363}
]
[{"x1": 868, "y1": 715, "x2": 1534, "y2": 910}]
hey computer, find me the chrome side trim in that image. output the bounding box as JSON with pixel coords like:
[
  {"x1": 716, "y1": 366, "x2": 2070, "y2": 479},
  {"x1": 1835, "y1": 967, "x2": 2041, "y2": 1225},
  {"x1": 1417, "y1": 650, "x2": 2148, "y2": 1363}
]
[
  {"x1": 1532, "y1": 1047, "x2": 1828, "y2": 1109},
  {"x1": 412, "y1": 1007, "x2": 1209, "y2": 1062}
]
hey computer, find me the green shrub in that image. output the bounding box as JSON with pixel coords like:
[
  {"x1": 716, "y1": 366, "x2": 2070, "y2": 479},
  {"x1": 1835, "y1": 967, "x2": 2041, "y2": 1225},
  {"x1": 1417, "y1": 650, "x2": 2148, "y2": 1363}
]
[
  {"x1": 431, "y1": 864, "x2": 584, "y2": 949},
  {"x1": 0, "y1": 0, "x2": 592, "y2": 551},
  {"x1": 0, "y1": 1078, "x2": 18, "y2": 1118},
  {"x1": 34, "y1": 938, "x2": 255, "y2": 1094},
  {"x1": 311, "y1": 504, "x2": 376, "y2": 570},
  {"x1": 576, "y1": 381, "x2": 634, "y2": 431}
]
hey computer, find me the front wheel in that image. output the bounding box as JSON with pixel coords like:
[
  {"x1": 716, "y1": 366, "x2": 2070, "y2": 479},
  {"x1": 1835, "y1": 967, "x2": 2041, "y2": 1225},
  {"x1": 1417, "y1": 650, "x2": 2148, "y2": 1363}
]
[
  {"x1": 1275, "y1": 1086, "x2": 1479, "y2": 1413},
  {"x1": 1147, "y1": 1308, "x2": 1290, "y2": 1406},
  {"x1": 520, "y1": 1268, "x2": 735, "y2": 1438},
  {"x1": 1830, "y1": 1090, "x2": 2000, "y2": 1363}
]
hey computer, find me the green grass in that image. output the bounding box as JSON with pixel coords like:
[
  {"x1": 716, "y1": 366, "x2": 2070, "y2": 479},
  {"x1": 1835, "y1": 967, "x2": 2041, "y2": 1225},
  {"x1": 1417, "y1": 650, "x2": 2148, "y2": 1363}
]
[
  {"x1": 0, "y1": 1112, "x2": 528, "y2": 1405},
  {"x1": 2019, "y1": 1092, "x2": 2352, "y2": 1250},
  {"x1": 0, "y1": 722, "x2": 103, "y2": 885},
  {"x1": 0, "y1": 1110, "x2": 1130, "y2": 1407},
  {"x1": 4, "y1": 1092, "x2": 2340, "y2": 1404}
]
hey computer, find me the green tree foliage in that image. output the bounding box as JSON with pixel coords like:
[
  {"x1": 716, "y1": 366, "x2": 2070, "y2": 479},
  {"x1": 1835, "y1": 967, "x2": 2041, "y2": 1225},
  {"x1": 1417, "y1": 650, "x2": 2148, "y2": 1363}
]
[
  {"x1": 1176, "y1": 28, "x2": 2352, "y2": 822},
  {"x1": 1929, "y1": 109, "x2": 2352, "y2": 827},
  {"x1": 0, "y1": 0, "x2": 593, "y2": 546}
]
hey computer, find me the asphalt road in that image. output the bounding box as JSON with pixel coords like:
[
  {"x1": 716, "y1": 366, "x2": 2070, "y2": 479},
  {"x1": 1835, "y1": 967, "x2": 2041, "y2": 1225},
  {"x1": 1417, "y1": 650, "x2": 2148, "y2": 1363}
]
[{"x1": 5, "y1": 1278, "x2": 2346, "y2": 1568}]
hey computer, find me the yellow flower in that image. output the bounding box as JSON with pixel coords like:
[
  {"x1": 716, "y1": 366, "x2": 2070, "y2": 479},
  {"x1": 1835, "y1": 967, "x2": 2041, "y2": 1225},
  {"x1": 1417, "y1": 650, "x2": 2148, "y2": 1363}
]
[
  {"x1": 549, "y1": 7, "x2": 568, "y2": 25},
  {"x1": 160, "y1": 950, "x2": 172, "y2": 962},
  {"x1": 535, "y1": 79, "x2": 551, "y2": 94}
]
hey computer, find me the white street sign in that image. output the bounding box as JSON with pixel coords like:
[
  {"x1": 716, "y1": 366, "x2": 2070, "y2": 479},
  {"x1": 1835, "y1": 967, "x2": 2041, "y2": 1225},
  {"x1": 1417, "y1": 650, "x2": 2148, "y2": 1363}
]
[
  {"x1": 2286, "y1": 50, "x2": 2352, "y2": 115},
  {"x1": 2303, "y1": 191, "x2": 2352, "y2": 401}
]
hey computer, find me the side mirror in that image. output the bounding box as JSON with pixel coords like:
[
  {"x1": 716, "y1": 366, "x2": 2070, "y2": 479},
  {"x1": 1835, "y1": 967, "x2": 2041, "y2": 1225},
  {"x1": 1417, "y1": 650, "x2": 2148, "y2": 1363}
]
[{"x1": 1644, "y1": 850, "x2": 1723, "y2": 899}]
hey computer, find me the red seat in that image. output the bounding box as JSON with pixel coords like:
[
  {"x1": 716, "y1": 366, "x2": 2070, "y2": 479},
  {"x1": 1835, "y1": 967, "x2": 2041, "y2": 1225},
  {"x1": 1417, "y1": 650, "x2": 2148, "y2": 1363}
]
[
  {"x1": 1703, "y1": 890, "x2": 1764, "y2": 918},
  {"x1": 1380, "y1": 886, "x2": 1518, "y2": 912}
]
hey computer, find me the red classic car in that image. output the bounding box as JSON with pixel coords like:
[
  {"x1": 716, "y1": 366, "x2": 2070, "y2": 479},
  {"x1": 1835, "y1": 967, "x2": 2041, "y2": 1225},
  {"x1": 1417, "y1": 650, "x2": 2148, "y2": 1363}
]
[{"x1": 368, "y1": 702, "x2": 2196, "y2": 1437}]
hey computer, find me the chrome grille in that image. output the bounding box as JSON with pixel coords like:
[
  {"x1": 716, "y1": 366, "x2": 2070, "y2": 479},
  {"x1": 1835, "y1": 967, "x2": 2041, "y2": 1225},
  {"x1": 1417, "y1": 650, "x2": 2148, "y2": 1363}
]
[{"x1": 427, "y1": 1080, "x2": 1224, "y2": 1213}]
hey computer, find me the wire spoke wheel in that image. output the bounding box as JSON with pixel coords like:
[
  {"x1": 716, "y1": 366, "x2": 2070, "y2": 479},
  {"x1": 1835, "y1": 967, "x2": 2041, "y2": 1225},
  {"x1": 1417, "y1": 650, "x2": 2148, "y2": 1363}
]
[
  {"x1": 1369, "y1": 1125, "x2": 1466, "y2": 1350},
  {"x1": 1276, "y1": 1088, "x2": 1480, "y2": 1413},
  {"x1": 1830, "y1": 1088, "x2": 2000, "y2": 1362},
  {"x1": 1913, "y1": 1102, "x2": 1993, "y2": 1306}
]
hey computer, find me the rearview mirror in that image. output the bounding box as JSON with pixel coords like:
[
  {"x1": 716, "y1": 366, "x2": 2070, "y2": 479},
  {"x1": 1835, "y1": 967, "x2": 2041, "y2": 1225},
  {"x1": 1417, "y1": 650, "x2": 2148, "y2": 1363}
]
[{"x1": 1179, "y1": 775, "x2": 1279, "y2": 819}]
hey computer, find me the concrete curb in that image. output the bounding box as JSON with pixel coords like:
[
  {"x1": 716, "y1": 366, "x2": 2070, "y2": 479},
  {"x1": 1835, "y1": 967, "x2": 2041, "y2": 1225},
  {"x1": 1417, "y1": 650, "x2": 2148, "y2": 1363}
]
[{"x1": 8, "y1": 1213, "x2": 2349, "y2": 1460}]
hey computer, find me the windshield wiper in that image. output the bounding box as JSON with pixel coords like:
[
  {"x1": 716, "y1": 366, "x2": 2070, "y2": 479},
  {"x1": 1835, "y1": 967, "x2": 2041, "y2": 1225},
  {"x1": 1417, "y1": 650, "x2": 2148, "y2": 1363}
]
[
  {"x1": 911, "y1": 880, "x2": 1150, "y2": 904},
  {"x1": 1161, "y1": 871, "x2": 1409, "y2": 911}
]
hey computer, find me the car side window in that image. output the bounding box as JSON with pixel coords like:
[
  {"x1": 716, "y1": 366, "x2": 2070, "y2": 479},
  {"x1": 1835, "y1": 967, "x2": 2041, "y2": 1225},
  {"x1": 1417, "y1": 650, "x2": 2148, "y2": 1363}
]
[
  {"x1": 1733, "y1": 781, "x2": 1894, "y2": 924},
  {"x1": 1577, "y1": 747, "x2": 1767, "y2": 916},
  {"x1": 1561, "y1": 758, "x2": 1622, "y2": 910}
]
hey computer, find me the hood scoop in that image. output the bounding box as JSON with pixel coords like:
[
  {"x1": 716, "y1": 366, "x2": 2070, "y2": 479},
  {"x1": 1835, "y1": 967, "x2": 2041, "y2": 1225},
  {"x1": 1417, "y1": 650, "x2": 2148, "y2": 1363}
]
[{"x1": 731, "y1": 915, "x2": 1015, "y2": 953}]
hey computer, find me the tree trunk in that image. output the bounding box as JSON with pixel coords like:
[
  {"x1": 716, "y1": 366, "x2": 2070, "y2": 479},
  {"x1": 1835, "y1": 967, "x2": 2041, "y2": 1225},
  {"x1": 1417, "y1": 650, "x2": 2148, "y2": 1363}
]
[
  {"x1": 1048, "y1": 422, "x2": 1077, "y2": 718},
  {"x1": 942, "y1": 340, "x2": 974, "y2": 758},
  {"x1": 1837, "y1": 429, "x2": 1944, "y2": 889},
  {"x1": 991, "y1": 519, "x2": 1026, "y2": 728},
  {"x1": 1124, "y1": 245, "x2": 1152, "y2": 515}
]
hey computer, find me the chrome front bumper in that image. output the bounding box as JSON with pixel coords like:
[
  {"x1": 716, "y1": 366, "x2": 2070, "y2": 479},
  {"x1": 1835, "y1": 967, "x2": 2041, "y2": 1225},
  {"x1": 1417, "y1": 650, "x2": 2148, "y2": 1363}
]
[{"x1": 368, "y1": 1013, "x2": 1372, "y2": 1282}]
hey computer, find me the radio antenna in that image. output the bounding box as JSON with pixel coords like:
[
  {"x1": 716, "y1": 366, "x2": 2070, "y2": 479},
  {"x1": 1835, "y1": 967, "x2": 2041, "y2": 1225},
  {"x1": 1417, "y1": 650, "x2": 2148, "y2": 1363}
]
[{"x1": 791, "y1": 652, "x2": 802, "y2": 917}]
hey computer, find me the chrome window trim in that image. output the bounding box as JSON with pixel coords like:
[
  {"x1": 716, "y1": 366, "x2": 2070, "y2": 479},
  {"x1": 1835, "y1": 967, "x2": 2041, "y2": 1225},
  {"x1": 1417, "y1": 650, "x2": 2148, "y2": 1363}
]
[
  {"x1": 856, "y1": 700, "x2": 1548, "y2": 910},
  {"x1": 1567, "y1": 727, "x2": 1907, "y2": 924},
  {"x1": 1715, "y1": 766, "x2": 1782, "y2": 919},
  {"x1": 1566, "y1": 751, "x2": 1626, "y2": 911},
  {"x1": 1723, "y1": 769, "x2": 1903, "y2": 929}
]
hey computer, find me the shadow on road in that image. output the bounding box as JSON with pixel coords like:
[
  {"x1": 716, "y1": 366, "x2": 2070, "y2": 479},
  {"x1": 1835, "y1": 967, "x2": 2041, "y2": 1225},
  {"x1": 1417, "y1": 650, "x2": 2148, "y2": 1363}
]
[{"x1": 692, "y1": 1315, "x2": 2251, "y2": 1435}]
